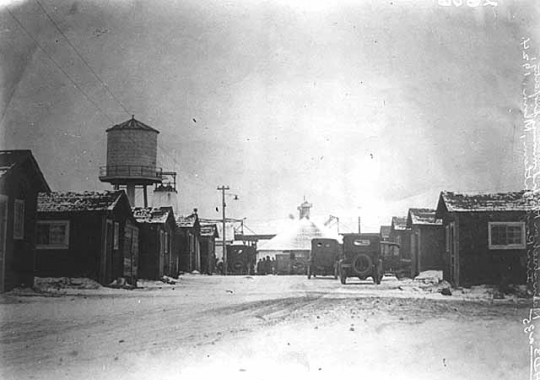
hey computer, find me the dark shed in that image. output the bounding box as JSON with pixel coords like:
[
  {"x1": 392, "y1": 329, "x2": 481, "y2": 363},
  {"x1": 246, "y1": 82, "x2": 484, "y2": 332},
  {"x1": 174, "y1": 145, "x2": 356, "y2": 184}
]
[
  {"x1": 435, "y1": 191, "x2": 533, "y2": 287},
  {"x1": 0, "y1": 150, "x2": 50, "y2": 292},
  {"x1": 36, "y1": 190, "x2": 139, "y2": 286},
  {"x1": 176, "y1": 211, "x2": 201, "y2": 273},
  {"x1": 199, "y1": 223, "x2": 219, "y2": 275},
  {"x1": 133, "y1": 206, "x2": 177, "y2": 280},
  {"x1": 406, "y1": 208, "x2": 445, "y2": 277}
]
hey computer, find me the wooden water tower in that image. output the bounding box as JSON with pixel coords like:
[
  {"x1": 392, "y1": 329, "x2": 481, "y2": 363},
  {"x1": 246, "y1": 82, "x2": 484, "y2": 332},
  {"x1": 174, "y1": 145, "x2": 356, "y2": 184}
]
[{"x1": 99, "y1": 116, "x2": 162, "y2": 207}]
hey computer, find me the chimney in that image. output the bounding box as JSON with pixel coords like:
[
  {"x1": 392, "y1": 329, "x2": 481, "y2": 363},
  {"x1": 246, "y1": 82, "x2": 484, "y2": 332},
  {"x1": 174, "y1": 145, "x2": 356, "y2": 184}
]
[{"x1": 358, "y1": 217, "x2": 362, "y2": 233}]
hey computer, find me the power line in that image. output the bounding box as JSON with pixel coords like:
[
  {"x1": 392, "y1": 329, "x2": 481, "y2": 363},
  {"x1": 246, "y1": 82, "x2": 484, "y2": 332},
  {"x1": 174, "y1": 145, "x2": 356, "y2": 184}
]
[
  {"x1": 34, "y1": 0, "x2": 131, "y2": 117},
  {"x1": 6, "y1": 7, "x2": 116, "y2": 125},
  {"x1": 0, "y1": 62, "x2": 30, "y2": 126},
  {"x1": 33, "y1": 0, "x2": 182, "y2": 167},
  {"x1": 9, "y1": 5, "x2": 202, "y2": 199},
  {"x1": 7, "y1": 7, "x2": 178, "y2": 192},
  {"x1": 33, "y1": 0, "x2": 187, "y2": 180}
]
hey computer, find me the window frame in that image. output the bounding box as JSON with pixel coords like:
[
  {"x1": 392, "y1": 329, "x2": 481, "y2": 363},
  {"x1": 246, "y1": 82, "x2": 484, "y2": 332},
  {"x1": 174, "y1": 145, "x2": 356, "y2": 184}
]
[
  {"x1": 488, "y1": 221, "x2": 526, "y2": 250},
  {"x1": 13, "y1": 199, "x2": 25, "y2": 240},
  {"x1": 37, "y1": 220, "x2": 70, "y2": 249}
]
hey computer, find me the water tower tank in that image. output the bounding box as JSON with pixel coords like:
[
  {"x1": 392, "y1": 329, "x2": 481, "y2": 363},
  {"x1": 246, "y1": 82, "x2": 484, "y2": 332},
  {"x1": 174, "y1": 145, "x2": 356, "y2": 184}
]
[{"x1": 99, "y1": 116, "x2": 162, "y2": 185}]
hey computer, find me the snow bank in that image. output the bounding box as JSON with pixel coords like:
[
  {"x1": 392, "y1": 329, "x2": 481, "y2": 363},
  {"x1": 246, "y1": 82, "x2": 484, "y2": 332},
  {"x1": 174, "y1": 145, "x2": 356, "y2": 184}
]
[
  {"x1": 414, "y1": 270, "x2": 443, "y2": 284},
  {"x1": 8, "y1": 277, "x2": 102, "y2": 296},
  {"x1": 35, "y1": 277, "x2": 102, "y2": 290}
]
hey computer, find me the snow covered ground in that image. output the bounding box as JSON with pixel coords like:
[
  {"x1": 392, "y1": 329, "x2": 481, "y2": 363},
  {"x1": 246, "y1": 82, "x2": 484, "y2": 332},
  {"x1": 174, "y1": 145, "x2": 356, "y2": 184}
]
[{"x1": 0, "y1": 274, "x2": 530, "y2": 380}]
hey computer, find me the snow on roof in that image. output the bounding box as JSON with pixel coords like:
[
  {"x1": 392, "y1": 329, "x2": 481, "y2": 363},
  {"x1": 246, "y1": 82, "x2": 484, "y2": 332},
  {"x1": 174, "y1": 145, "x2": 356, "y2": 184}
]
[
  {"x1": 177, "y1": 215, "x2": 198, "y2": 228},
  {"x1": 38, "y1": 191, "x2": 124, "y2": 212},
  {"x1": 407, "y1": 208, "x2": 442, "y2": 226},
  {"x1": 106, "y1": 116, "x2": 159, "y2": 133},
  {"x1": 257, "y1": 217, "x2": 340, "y2": 251},
  {"x1": 439, "y1": 190, "x2": 535, "y2": 212},
  {"x1": 391, "y1": 216, "x2": 408, "y2": 231},
  {"x1": 132, "y1": 207, "x2": 171, "y2": 224}
]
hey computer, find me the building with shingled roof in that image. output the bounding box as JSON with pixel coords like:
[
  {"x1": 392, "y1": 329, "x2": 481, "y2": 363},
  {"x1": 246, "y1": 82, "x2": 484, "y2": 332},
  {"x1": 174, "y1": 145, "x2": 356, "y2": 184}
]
[
  {"x1": 36, "y1": 190, "x2": 139, "y2": 286},
  {"x1": 132, "y1": 206, "x2": 177, "y2": 280},
  {"x1": 435, "y1": 190, "x2": 535, "y2": 287},
  {"x1": 0, "y1": 150, "x2": 50, "y2": 292},
  {"x1": 406, "y1": 208, "x2": 444, "y2": 277}
]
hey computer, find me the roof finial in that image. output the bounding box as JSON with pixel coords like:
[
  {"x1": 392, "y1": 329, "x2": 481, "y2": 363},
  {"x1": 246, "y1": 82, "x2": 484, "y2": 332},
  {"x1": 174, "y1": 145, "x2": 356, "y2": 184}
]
[{"x1": 131, "y1": 114, "x2": 135, "y2": 120}]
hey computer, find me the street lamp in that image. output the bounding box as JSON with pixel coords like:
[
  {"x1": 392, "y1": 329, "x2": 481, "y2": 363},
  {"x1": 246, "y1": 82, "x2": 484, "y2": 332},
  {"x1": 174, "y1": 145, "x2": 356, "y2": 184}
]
[{"x1": 217, "y1": 186, "x2": 239, "y2": 275}]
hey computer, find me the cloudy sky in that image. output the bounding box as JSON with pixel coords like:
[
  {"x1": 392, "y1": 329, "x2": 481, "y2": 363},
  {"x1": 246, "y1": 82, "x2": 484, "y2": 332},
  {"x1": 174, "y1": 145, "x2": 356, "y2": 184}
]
[{"x1": 1, "y1": 0, "x2": 539, "y2": 231}]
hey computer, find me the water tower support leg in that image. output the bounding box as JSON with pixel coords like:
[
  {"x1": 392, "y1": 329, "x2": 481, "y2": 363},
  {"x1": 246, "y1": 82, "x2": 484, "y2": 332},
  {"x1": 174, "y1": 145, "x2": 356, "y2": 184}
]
[
  {"x1": 126, "y1": 184, "x2": 136, "y2": 207},
  {"x1": 143, "y1": 186, "x2": 148, "y2": 208}
]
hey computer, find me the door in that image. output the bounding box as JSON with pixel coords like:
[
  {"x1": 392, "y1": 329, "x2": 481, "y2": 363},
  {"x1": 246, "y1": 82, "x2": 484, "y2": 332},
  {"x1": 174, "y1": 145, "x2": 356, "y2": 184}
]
[
  {"x1": 159, "y1": 230, "x2": 165, "y2": 278},
  {"x1": 410, "y1": 232, "x2": 417, "y2": 276},
  {"x1": 123, "y1": 223, "x2": 139, "y2": 285},
  {"x1": 0, "y1": 195, "x2": 8, "y2": 293},
  {"x1": 104, "y1": 220, "x2": 114, "y2": 284},
  {"x1": 448, "y1": 222, "x2": 458, "y2": 285}
]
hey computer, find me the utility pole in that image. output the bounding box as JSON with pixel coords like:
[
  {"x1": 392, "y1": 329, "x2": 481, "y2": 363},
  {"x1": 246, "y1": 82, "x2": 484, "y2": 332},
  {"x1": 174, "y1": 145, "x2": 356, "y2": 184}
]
[{"x1": 217, "y1": 186, "x2": 230, "y2": 275}]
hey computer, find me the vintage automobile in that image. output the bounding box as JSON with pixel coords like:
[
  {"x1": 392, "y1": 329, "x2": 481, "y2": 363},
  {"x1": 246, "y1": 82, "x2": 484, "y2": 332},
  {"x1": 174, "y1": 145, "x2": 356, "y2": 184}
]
[
  {"x1": 275, "y1": 251, "x2": 309, "y2": 275},
  {"x1": 227, "y1": 245, "x2": 256, "y2": 275},
  {"x1": 307, "y1": 238, "x2": 340, "y2": 279},
  {"x1": 338, "y1": 233, "x2": 399, "y2": 284}
]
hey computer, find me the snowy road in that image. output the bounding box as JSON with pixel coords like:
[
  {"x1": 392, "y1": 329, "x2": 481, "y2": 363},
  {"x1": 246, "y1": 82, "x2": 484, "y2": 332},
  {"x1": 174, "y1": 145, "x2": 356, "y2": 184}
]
[{"x1": 0, "y1": 275, "x2": 530, "y2": 380}]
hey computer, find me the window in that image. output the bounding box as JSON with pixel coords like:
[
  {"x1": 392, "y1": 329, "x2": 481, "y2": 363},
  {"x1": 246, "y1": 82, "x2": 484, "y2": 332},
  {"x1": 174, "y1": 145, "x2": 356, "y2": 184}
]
[
  {"x1": 114, "y1": 222, "x2": 119, "y2": 250},
  {"x1": 13, "y1": 199, "x2": 24, "y2": 239},
  {"x1": 488, "y1": 222, "x2": 526, "y2": 250},
  {"x1": 37, "y1": 221, "x2": 70, "y2": 249},
  {"x1": 353, "y1": 239, "x2": 371, "y2": 246}
]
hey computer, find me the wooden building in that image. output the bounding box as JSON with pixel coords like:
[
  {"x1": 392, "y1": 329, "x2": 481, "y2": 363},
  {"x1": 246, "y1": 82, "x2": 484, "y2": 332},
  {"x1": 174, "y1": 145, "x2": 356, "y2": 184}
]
[
  {"x1": 389, "y1": 216, "x2": 412, "y2": 265},
  {"x1": 176, "y1": 211, "x2": 201, "y2": 273},
  {"x1": 133, "y1": 206, "x2": 177, "y2": 280},
  {"x1": 406, "y1": 208, "x2": 445, "y2": 277},
  {"x1": 199, "y1": 223, "x2": 218, "y2": 275},
  {"x1": 36, "y1": 191, "x2": 139, "y2": 286},
  {"x1": 435, "y1": 191, "x2": 532, "y2": 287},
  {"x1": 0, "y1": 150, "x2": 50, "y2": 292}
]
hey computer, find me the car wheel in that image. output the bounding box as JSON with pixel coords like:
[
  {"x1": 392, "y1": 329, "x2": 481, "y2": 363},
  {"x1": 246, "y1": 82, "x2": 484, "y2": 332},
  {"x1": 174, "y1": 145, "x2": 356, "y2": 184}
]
[{"x1": 351, "y1": 254, "x2": 373, "y2": 277}]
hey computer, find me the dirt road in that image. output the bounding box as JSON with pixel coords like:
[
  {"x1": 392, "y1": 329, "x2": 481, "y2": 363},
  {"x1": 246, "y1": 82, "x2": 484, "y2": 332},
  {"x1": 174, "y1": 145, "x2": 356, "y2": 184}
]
[{"x1": 0, "y1": 275, "x2": 530, "y2": 380}]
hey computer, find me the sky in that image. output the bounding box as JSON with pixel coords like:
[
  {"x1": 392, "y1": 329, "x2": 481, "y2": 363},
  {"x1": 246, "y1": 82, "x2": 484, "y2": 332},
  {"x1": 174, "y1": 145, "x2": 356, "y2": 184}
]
[{"x1": 1, "y1": 0, "x2": 539, "y2": 232}]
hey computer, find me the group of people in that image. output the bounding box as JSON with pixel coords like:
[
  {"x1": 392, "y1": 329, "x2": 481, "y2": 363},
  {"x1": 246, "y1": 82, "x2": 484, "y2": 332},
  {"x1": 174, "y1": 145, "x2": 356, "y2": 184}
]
[{"x1": 256, "y1": 256, "x2": 276, "y2": 275}]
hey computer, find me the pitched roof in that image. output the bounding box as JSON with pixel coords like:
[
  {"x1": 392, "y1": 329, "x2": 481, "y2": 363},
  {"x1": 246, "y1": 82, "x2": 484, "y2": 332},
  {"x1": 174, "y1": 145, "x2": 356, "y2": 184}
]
[
  {"x1": 391, "y1": 216, "x2": 408, "y2": 231},
  {"x1": 380, "y1": 225, "x2": 391, "y2": 238},
  {"x1": 132, "y1": 207, "x2": 172, "y2": 224},
  {"x1": 38, "y1": 191, "x2": 125, "y2": 212},
  {"x1": 437, "y1": 190, "x2": 534, "y2": 212},
  {"x1": 0, "y1": 150, "x2": 50, "y2": 192},
  {"x1": 257, "y1": 217, "x2": 340, "y2": 251},
  {"x1": 106, "y1": 116, "x2": 160, "y2": 133},
  {"x1": 177, "y1": 215, "x2": 198, "y2": 228},
  {"x1": 407, "y1": 208, "x2": 442, "y2": 227}
]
